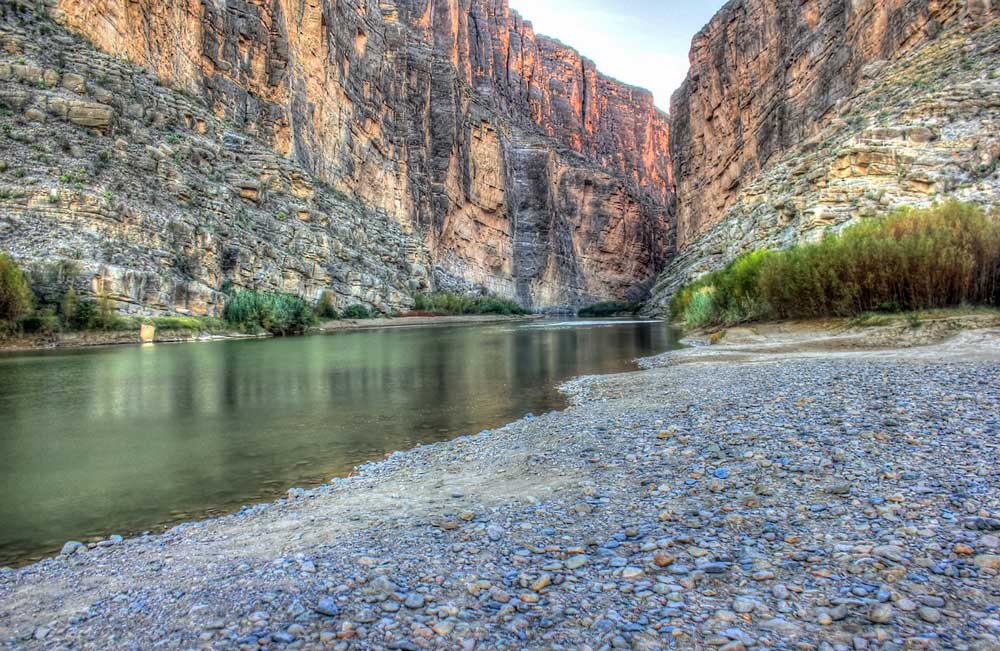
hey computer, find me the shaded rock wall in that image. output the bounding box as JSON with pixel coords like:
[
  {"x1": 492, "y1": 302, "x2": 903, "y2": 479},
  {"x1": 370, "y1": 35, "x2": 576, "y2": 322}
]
[{"x1": 37, "y1": 0, "x2": 673, "y2": 310}]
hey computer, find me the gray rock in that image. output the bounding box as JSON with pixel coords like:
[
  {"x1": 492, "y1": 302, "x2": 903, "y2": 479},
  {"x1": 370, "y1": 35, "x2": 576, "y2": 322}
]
[
  {"x1": 314, "y1": 597, "x2": 340, "y2": 617},
  {"x1": 867, "y1": 604, "x2": 894, "y2": 624},
  {"x1": 60, "y1": 541, "x2": 84, "y2": 555}
]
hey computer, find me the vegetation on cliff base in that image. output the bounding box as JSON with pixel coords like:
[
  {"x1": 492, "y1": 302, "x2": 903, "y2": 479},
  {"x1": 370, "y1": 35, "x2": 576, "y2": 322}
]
[
  {"x1": 316, "y1": 290, "x2": 340, "y2": 320},
  {"x1": 412, "y1": 292, "x2": 529, "y2": 316},
  {"x1": 342, "y1": 304, "x2": 373, "y2": 320},
  {"x1": 223, "y1": 290, "x2": 318, "y2": 336},
  {"x1": 671, "y1": 202, "x2": 1000, "y2": 328},
  {"x1": 577, "y1": 301, "x2": 643, "y2": 318},
  {"x1": 0, "y1": 252, "x2": 33, "y2": 328}
]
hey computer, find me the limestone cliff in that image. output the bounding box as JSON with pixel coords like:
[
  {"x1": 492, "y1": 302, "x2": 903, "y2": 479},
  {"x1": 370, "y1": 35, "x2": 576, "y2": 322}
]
[
  {"x1": 650, "y1": 0, "x2": 1000, "y2": 311},
  {"x1": 0, "y1": 0, "x2": 673, "y2": 315}
]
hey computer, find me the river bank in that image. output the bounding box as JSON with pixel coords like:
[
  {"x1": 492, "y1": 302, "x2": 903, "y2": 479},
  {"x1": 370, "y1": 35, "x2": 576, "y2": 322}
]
[
  {"x1": 1, "y1": 321, "x2": 998, "y2": 650},
  {"x1": 0, "y1": 314, "x2": 545, "y2": 353}
]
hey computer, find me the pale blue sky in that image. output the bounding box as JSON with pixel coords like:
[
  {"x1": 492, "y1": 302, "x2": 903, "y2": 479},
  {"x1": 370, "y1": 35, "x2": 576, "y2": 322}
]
[{"x1": 507, "y1": 0, "x2": 727, "y2": 111}]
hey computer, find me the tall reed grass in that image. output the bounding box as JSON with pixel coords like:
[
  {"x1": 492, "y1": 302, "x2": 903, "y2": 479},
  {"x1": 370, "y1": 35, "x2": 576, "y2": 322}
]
[
  {"x1": 670, "y1": 202, "x2": 1000, "y2": 328},
  {"x1": 412, "y1": 292, "x2": 528, "y2": 316},
  {"x1": 223, "y1": 289, "x2": 317, "y2": 335}
]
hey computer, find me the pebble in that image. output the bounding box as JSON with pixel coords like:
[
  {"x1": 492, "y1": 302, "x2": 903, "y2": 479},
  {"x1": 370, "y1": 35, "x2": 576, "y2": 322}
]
[
  {"x1": 314, "y1": 597, "x2": 340, "y2": 617},
  {"x1": 918, "y1": 606, "x2": 942, "y2": 623},
  {"x1": 3, "y1": 352, "x2": 997, "y2": 651},
  {"x1": 868, "y1": 604, "x2": 894, "y2": 624}
]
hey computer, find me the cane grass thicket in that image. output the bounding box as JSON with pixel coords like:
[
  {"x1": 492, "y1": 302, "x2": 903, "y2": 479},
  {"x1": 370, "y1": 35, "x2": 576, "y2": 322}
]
[
  {"x1": 411, "y1": 291, "x2": 528, "y2": 316},
  {"x1": 671, "y1": 202, "x2": 1000, "y2": 328},
  {"x1": 223, "y1": 289, "x2": 318, "y2": 335}
]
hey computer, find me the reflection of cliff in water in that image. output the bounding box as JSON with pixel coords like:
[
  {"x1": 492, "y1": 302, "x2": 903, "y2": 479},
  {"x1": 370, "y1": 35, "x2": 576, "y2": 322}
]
[{"x1": 0, "y1": 320, "x2": 680, "y2": 566}]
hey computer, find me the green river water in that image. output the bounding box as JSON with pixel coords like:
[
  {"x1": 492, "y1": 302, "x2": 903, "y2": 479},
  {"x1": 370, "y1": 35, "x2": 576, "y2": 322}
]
[{"x1": 0, "y1": 319, "x2": 679, "y2": 565}]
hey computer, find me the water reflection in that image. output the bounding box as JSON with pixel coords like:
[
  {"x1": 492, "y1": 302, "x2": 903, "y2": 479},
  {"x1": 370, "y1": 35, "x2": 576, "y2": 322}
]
[{"x1": 0, "y1": 320, "x2": 678, "y2": 565}]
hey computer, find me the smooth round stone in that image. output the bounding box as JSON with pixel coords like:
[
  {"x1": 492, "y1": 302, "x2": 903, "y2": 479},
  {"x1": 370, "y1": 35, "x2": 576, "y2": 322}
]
[
  {"x1": 868, "y1": 604, "x2": 894, "y2": 624},
  {"x1": 918, "y1": 606, "x2": 942, "y2": 623}
]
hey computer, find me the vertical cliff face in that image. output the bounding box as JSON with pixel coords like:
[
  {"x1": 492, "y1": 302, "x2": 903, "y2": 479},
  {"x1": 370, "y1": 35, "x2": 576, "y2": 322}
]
[
  {"x1": 647, "y1": 0, "x2": 1000, "y2": 311},
  {"x1": 671, "y1": 0, "x2": 997, "y2": 248},
  {"x1": 39, "y1": 0, "x2": 673, "y2": 310}
]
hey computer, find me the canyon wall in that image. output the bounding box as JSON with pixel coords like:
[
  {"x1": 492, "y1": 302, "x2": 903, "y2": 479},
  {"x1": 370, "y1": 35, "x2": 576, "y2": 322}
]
[
  {"x1": 672, "y1": 0, "x2": 996, "y2": 248},
  {"x1": 650, "y1": 0, "x2": 1000, "y2": 310},
  {"x1": 0, "y1": 0, "x2": 673, "y2": 313}
]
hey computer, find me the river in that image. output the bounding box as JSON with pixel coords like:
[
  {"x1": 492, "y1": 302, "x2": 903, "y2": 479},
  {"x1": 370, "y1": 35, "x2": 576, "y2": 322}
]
[{"x1": 0, "y1": 319, "x2": 679, "y2": 565}]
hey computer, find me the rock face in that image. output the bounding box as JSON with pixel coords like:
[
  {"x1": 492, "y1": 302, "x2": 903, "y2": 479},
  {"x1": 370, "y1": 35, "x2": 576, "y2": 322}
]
[
  {"x1": 2, "y1": 0, "x2": 673, "y2": 313},
  {"x1": 671, "y1": 0, "x2": 996, "y2": 249},
  {"x1": 0, "y1": 3, "x2": 432, "y2": 316},
  {"x1": 650, "y1": 0, "x2": 1000, "y2": 310}
]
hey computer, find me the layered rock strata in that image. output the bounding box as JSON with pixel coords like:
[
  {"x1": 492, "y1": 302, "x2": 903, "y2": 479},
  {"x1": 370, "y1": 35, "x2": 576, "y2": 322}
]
[
  {"x1": 0, "y1": 0, "x2": 673, "y2": 314},
  {"x1": 650, "y1": 0, "x2": 1000, "y2": 311}
]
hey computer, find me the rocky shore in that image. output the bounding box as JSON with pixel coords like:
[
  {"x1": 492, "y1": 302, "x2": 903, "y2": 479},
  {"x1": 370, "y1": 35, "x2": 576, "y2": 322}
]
[{"x1": 1, "y1": 324, "x2": 999, "y2": 651}]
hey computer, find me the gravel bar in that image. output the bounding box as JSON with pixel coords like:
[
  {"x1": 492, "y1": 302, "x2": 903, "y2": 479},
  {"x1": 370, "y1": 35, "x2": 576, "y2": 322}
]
[{"x1": 1, "y1": 327, "x2": 999, "y2": 651}]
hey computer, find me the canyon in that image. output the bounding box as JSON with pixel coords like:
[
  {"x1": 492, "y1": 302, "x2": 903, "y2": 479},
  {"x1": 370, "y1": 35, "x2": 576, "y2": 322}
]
[
  {"x1": 1, "y1": 0, "x2": 999, "y2": 315},
  {"x1": 0, "y1": 0, "x2": 671, "y2": 315},
  {"x1": 651, "y1": 0, "x2": 1000, "y2": 309}
]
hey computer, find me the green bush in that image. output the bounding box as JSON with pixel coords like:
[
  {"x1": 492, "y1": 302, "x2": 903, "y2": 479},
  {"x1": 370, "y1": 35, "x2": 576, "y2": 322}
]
[
  {"x1": 96, "y1": 294, "x2": 119, "y2": 330},
  {"x1": 671, "y1": 201, "x2": 1000, "y2": 328},
  {"x1": 224, "y1": 289, "x2": 317, "y2": 335},
  {"x1": 60, "y1": 286, "x2": 80, "y2": 327},
  {"x1": 0, "y1": 252, "x2": 33, "y2": 327},
  {"x1": 342, "y1": 303, "x2": 372, "y2": 320},
  {"x1": 577, "y1": 301, "x2": 643, "y2": 318},
  {"x1": 73, "y1": 299, "x2": 98, "y2": 330},
  {"x1": 316, "y1": 290, "x2": 340, "y2": 320},
  {"x1": 18, "y1": 310, "x2": 59, "y2": 336},
  {"x1": 411, "y1": 291, "x2": 528, "y2": 316}
]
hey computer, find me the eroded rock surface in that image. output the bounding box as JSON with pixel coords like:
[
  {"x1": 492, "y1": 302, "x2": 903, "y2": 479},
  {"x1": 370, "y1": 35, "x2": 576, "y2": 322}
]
[
  {"x1": 650, "y1": 0, "x2": 1000, "y2": 311},
  {"x1": 0, "y1": 0, "x2": 673, "y2": 313}
]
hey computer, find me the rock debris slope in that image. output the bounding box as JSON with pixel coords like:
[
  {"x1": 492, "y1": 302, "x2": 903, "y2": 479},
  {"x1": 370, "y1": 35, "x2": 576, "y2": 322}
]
[{"x1": 0, "y1": 0, "x2": 673, "y2": 314}]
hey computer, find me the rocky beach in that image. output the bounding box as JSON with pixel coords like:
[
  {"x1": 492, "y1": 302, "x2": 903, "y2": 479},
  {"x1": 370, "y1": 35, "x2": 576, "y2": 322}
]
[{"x1": 2, "y1": 320, "x2": 998, "y2": 651}]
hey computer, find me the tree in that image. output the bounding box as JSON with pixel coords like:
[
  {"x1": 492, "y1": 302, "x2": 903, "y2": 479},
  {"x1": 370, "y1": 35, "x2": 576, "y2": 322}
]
[
  {"x1": 0, "y1": 253, "x2": 33, "y2": 325},
  {"x1": 60, "y1": 286, "x2": 80, "y2": 328}
]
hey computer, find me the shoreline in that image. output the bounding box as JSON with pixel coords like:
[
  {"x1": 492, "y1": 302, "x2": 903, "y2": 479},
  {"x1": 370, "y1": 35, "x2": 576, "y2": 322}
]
[
  {"x1": 0, "y1": 313, "x2": 547, "y2": 354},
  {"x1": 2, "y1": 320, "x2": 998, "y2": 649}
]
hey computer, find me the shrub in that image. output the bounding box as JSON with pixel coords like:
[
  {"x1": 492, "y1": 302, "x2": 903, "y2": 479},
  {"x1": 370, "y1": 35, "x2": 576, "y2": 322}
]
[
  {"x1": 410, "y1": 292, "x2": 528, "y2": 316},
  {"x1": 60, "y1": 286, "x2": 79, "y2": 327},
  {"x1": 224, "y1": 289, "x2": 317, "y2": 335},
  {"x1": 577, "y1": 301, "x2": 643, "y2": 318},
  {"x1": 316, "y1": 290, "x2": 340, "y2": 319},
  {"x1": 342, "y1": 303, "x2": 372, "y2": 320},
  {"x1": 18, "y1": 309, "x2": 60, "y2": 336},
  {"x1": 96, "y1": 294, "x2": 119, "y2": 330},
  {"x1": 0, "y1": 253, "x2": 33, "y2": 327},
  {"x1": 671, "y1": 201, "x2": 1000, "y2": 328},
  {"x1": 73, "y1": 299, "x2": 98, "y2": 330}
]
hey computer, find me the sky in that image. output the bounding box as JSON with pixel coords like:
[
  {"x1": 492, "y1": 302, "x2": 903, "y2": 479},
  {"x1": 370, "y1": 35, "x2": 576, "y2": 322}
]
[{"x1": 507, "y1": 0, "x2": 727, "y2": 112}]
